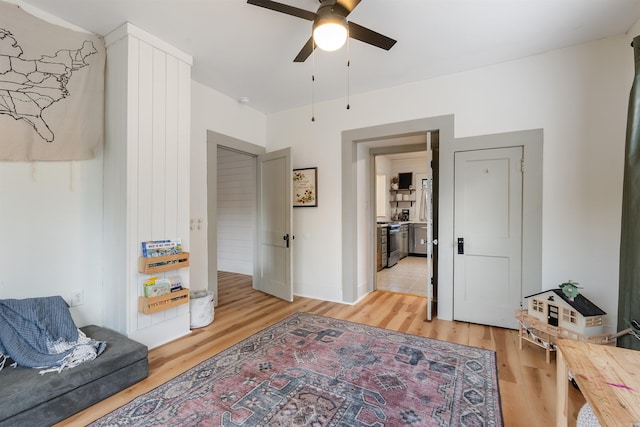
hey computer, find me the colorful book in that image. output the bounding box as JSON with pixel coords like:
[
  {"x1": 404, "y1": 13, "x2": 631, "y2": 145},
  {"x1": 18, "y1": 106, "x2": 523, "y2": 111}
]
[
  {"x1": 143, "y1": 277, "x2": 171, "y2": 297},
  {"x1": 141, "y1": 239, "x2": 182, "y2": 257}
]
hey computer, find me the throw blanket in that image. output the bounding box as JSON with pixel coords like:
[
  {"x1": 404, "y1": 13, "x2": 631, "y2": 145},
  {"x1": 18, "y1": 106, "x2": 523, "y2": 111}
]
[{"x1": 0, "y1": 296, "x2": 106, "y2": 374}]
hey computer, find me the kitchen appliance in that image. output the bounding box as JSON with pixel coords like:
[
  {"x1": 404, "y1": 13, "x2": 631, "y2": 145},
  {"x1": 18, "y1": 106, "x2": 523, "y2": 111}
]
[
  {"x1": 409, "y1": 223, "x2": 429, "y2": 256},
  {"x1": 387, "y1": 223, "x2": 401, "y2": 267},
  {"x1": 376, "y1": 224, "x2": 387, "y2": 271},
  {"x1": 400, "y1": 209, "x2": 410, "y2": 221}
]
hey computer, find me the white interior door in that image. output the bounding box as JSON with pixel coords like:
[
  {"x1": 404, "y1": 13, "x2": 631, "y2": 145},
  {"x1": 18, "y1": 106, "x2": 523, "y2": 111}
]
[
  {"x1": 453, "y1": 146, "x2": 522, "y2": 329},
  {"x1": 256, "y1": 148, "x2": 293, "y2": 301}
]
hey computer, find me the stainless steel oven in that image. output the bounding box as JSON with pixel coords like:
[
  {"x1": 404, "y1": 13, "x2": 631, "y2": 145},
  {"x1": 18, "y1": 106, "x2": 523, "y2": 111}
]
[{"x1": 387, "y1": 223, "x2": 401, "y2": 267}]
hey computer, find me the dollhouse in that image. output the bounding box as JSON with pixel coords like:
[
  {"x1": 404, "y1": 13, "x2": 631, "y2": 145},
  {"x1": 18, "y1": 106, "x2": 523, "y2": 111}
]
[{"x1": 516, "y1": 281, "x2": 612, "y2": 363}]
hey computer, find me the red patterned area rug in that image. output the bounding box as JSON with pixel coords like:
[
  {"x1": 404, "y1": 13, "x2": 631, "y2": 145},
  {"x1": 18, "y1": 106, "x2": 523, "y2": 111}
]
[{"x1": 90, "y1": 313, "x2": 503, "y2": 426}]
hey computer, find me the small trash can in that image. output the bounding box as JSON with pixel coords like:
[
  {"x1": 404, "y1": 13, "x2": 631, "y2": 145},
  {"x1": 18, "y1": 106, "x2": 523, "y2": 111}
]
[{"x1": 190, "y1": 290, "x2": 214, "y2": 328}]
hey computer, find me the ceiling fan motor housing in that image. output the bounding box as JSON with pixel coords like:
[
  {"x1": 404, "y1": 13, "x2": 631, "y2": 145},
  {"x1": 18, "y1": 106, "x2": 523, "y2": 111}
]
[
  {"x1": 313, "y1": 2, "x2": 348, "y2": 51},
  {"x1": 315, "y1": 1, "x2": 348, "y2": 23}
]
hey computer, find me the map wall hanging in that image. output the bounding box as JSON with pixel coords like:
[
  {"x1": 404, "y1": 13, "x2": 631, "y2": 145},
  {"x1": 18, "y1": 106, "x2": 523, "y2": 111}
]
[{"x1": 0, "y1": 1, "x2": 105, "y2": 161}]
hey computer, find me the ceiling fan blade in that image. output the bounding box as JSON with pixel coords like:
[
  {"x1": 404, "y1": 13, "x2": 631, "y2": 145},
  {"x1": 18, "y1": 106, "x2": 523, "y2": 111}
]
[
  {"x1": 348, "y1": 21, "x2": 397, "y2": 51},
  {"x1": 336, "y1": 0, "x2": 361, "y2": 14},
  {"x1": 247, "y1": 0, "x2": 316, "y2": 21},
  {"x1": 293, "y1": 37, "x2": 315, "y2": 62}
]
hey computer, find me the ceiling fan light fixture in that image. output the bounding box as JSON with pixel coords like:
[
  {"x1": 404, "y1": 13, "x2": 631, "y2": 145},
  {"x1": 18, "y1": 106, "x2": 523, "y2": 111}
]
[{"x1": 313, "y1": 15, "x2": 347, "y2": 52}]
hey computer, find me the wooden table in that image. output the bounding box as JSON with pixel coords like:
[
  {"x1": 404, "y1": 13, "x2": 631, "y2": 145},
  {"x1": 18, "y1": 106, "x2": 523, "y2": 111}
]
[{"x1": 556, "y1": 339, "x2": 640, "y2": 426}]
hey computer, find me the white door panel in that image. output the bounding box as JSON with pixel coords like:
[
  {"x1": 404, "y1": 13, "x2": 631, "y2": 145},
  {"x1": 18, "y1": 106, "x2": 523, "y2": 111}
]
[
  {"x1": 454, "y1": 146, "x2": 522, "y2": 329},
  {"x1": 257, "y1": 148, "x2": 293, "y2": 302}
]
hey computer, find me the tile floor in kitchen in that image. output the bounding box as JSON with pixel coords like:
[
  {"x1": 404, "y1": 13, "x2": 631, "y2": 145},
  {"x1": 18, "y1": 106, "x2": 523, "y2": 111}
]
[{"x1": 376, "y1": 255, "x2": 430, "y2": 296}]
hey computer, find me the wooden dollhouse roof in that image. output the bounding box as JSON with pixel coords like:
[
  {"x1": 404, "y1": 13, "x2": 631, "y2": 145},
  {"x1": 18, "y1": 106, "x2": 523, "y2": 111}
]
[{"x1": 525, "y1": 289, "x2": 606, "y2": 317}]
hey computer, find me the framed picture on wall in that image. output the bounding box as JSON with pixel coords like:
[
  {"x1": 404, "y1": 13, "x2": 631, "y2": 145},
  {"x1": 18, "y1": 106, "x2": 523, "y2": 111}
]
[{"x1": 293, "y1": 167, "x2": 318, "y2": 207}]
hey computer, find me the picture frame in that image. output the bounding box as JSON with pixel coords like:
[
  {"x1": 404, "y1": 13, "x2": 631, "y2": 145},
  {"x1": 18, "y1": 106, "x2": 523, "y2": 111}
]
[{"x1": 293, "y1": 167, "x2": 318, "y2": 207}]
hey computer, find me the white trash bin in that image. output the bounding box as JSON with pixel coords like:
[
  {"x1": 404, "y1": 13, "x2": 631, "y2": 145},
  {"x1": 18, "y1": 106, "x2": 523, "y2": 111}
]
[{"x1": 190, "y1": 290, "x2": 214, "y2": 328}]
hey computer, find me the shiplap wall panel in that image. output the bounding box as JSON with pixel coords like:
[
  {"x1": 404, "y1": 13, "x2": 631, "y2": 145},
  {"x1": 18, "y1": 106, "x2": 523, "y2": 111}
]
[
  {"x1": 175, "y1": 60, "x2": 191, "y2": 305},
  {"x1": 217, "y1": 148, "x2": 255, "y2": 275},
  {"x1": 125, "y1": 36, "x2": 141, "y2": 333},
  {"x1": 105, "y1": 23, "x2": 192, "y2": 348},
  {"x1": 176, "y1": 59, "x2": 191, "y2": 305},
  {"x1": 103, "y1": 34, "x2": 127, "y2": 333},
  {"x1": 135, "y1": 39, "x2": 155, "y2": 330},
  {"x1": 165, "y1": 54, "x2": 179, "y2": 239}
]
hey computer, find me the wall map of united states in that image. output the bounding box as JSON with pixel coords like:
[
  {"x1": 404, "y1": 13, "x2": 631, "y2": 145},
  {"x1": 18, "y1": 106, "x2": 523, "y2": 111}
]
[{"x1": 0, "y1": 29, "x2": 96, "y2": 142}]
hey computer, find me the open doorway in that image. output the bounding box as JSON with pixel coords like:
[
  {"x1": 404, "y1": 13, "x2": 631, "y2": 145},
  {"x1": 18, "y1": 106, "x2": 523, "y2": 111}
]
[
  {"x1": 374, "y1": 150, "x2": 430, "y2": 296},
  {"x1": 206, "y1": 131, "x2": 266, "y2": 307},
  {"x1": 371, "y1": 132, "x2": 439, "y2": 319},
  {"x1": 341, "y1": 116, "x2": 453, "y2": 316},
  {"x1": 206, "y1": 131, "x2": 293, "y2": 307}
]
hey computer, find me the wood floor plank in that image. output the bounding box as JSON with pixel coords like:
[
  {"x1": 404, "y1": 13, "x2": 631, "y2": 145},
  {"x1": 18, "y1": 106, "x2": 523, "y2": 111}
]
[{"x1": 57, "y1": 271, "x2": 585, "y2": 426}]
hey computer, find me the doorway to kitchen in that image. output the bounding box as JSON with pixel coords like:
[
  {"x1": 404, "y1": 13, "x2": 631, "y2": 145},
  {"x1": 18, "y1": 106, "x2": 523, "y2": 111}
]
[{"x1": 373, "y1": 132, "x2": 439, "y2": 310}]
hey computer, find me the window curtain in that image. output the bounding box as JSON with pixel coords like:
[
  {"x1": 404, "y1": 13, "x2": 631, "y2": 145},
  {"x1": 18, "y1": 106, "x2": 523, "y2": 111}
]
[{"x1": 617, "y1": 35, "x2": 640, "y2": 350}]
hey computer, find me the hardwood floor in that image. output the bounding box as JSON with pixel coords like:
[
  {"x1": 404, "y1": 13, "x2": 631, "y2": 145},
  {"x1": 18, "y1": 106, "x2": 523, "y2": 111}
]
[{"x1": 59, "y1": 272, "x2": 585, "y2": 426}]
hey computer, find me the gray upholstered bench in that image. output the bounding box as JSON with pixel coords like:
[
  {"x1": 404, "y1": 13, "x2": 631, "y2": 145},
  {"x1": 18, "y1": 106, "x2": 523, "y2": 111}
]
[{"x1": 0, "y1": 325, "x2": 148, "y2": 427}]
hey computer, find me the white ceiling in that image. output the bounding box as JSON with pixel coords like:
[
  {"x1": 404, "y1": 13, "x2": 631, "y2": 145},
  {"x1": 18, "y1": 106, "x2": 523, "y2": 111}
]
[{"x1": 18, "y1": 0, "x2": 640, "y2": 114}]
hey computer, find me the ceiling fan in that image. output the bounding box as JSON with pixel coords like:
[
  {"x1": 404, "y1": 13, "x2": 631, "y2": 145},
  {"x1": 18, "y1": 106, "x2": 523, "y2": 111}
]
[{"x1": 247, "y1": 0, "x2": 397, "y2": 62}]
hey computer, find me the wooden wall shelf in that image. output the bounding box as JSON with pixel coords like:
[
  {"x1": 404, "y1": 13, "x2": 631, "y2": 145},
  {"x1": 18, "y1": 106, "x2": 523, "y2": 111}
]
[
  {"x1": 138, "y1": 252, "x2": 190, "y2": 274},
  {"x1": 138, "y1": 288, "x2": 189, "y2": 314}
]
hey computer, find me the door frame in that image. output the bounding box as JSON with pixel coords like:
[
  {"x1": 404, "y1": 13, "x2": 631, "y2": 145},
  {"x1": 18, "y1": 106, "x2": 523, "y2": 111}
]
[
  {"x1": 453, "y1": 145, "x2": 524, "y2": 328},
  {"x1": 452, "y1": 131, "x2": 542, "y2": 315},
  {"x1": 342, "y1": 116, "x2": 542, "y2": 321},
  {"x1": 206, "y1": 130, "x2": 266, "y2": 306}
]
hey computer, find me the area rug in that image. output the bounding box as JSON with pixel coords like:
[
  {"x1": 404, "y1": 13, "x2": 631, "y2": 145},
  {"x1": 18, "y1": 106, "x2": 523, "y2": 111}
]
[{"x1": 90, "y1": 313, "x2": 503, "y2": 426}]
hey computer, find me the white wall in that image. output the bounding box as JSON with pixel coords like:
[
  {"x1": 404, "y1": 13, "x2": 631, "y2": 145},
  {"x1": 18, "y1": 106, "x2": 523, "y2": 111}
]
[
  {"x1": 0, "y1": 1, "x2": 103, "y2": 327},
  {"x1": 267, "y1": 33, "x2": 632, "y2": 332},
  {"x1": 0, "y1": 160, "x2": 103, "y2": 327}
]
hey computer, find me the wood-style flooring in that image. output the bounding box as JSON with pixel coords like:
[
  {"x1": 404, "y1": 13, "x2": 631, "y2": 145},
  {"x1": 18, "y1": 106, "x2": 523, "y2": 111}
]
[{"x1": 59, "y1": 272, "x2": 585, "y2": 426}]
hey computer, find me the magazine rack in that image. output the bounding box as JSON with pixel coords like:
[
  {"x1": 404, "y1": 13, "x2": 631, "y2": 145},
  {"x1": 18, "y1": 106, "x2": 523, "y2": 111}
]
[
  {"x1": 138, "y1": 288, "x2": 189, "y2": 314},
  {"x1": 138, "y1": 252, "x2": 190, "y2": 274}
]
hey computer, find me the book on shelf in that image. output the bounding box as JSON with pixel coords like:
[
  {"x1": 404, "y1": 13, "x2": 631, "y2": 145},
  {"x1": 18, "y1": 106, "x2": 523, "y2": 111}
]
[
  {"x1": 143, "y1": 276, "x2": 184, "y2": 298},
  {"x1": 169, "y1": 276, "x2": 184, "y2": 293},
  {"x1": 143, "y1": 277, "x2": 171, "y2": 297},
  {"x1": 141, "y1": 239, "x2": 182, "y2": 258}
]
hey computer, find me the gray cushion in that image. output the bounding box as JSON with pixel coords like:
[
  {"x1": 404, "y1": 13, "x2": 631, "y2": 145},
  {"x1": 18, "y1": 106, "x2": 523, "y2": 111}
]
[{"x1": 0, "y1": 325, "x2": 148, "y2": 426}]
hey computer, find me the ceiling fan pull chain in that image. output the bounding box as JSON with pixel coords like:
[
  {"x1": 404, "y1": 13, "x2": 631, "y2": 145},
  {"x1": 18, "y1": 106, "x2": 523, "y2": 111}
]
[
  {"x1": 311, "y1": 40, "x2": 316, "y2": 122},
  {"x1": 346, "y1": 29, "x2": 350, "y2": 110}
]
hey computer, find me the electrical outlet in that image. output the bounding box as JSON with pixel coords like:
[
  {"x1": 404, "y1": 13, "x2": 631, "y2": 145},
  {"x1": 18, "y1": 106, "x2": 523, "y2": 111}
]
[{"x1": 70, "y1": 290, "x2": 84, "y2": 307}]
